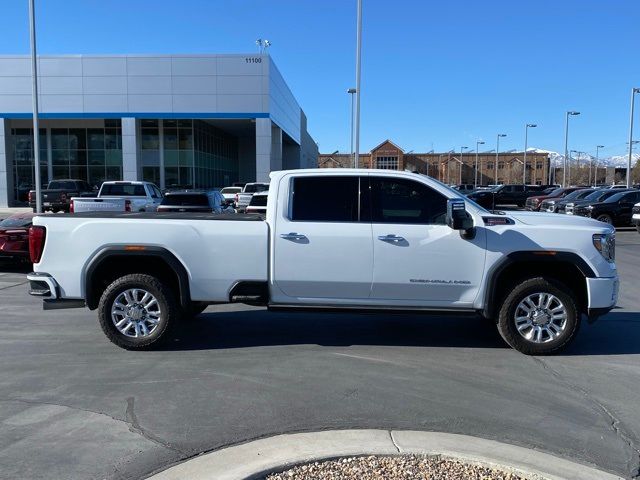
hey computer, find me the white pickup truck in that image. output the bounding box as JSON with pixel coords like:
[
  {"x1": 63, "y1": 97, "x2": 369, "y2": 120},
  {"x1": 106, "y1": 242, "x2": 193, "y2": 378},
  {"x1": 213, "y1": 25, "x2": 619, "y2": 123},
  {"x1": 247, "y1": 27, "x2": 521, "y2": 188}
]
[
  {"x1": 235, "y1": 182, "x2": 269, "y2": 212},
  {"x1": 70, "y1": 181, "x2": 163, "y2": 213},
  {"x1": 27, "y1": 169, "x2": 618, "y2": 355}
]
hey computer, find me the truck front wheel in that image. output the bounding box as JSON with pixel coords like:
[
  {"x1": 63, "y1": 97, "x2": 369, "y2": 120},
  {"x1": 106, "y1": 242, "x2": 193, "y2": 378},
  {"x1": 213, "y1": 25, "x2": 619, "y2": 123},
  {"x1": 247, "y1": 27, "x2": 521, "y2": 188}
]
[
  {"x1": 97, "y1": 274, "x2": 179, "y2": 350},
  {"x1": 496, "y1": 277, "x2": 580, "y2": 355}
]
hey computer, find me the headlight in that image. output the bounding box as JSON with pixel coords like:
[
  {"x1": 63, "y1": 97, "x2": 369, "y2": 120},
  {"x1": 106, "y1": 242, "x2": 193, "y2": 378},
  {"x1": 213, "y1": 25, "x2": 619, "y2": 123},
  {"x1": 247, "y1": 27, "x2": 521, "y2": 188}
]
[
  {"x1": 593, "y1": 232, "x2": 615, "y2": 262},
  {"x1": 586, "y1": 205, "x2": 594, "y2": 209}
]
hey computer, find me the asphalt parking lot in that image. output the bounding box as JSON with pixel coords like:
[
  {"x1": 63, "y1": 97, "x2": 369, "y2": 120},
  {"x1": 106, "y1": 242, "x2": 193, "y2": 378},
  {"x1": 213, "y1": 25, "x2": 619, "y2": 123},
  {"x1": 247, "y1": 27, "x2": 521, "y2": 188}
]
[{"x1": 0, "y1": 231, "x2": 639, "y2": 480}]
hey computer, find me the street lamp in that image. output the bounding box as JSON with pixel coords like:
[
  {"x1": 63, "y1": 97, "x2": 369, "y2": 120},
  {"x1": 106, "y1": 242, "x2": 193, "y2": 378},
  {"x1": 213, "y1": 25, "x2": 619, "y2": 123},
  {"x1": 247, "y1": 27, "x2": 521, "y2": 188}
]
[
  {"x1": 627, "y1": 88, "x2": 640, "y2": 188},
  {"x1": 495, "y1": 134, "x2": 507, "y2": 184},
  {"x1": 474, "y1": 141, "x2": 485, "y2": 188},
  {"x1": 28, "y1": 0, "x2": 42, "y2": 214},
  {"x1": 353, "y1": 0, "x2": 363, "y2": 169},
  {"x1": 563, "y1": 111, "x2": 580, "y2": 187},
  {"x1": 347, "y1": 88, "x2": 356, "y2": 167},
  {"x1": 523, "y1": 124, "x2": 537, "y2": 184},
  {"x1": 595, "y1": 145, "x2": 604, "y2": 186},
  {"x1": 459, "y1": 146, "x2": 469, "y2": 185}
]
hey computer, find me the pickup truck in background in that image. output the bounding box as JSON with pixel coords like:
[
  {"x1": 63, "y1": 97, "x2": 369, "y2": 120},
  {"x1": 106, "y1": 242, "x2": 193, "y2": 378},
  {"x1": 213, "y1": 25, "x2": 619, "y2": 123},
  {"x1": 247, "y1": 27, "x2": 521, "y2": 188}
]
[
  {"x1": 633, "y1": 202, "x2": 640, "y2": 234},
  {"x1": 27, "y1": 169, "x2": 618, "y2": 355},
  {"x1": 466, "y1": 184, "x2": 552, "y2": 209},
  {"x1": 70, "y1": 181, "x2": 163, "y2": 213},
  {"x1": 235, "y1": 182, "x2": 269, "y2": 212},
  {"x1": 29, "y1": 179, "x2": 95, "y2": 213}
]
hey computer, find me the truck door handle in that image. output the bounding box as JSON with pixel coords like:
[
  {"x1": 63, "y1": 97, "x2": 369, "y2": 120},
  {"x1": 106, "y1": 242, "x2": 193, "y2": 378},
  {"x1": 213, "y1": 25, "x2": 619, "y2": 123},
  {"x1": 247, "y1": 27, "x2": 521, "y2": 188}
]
[
  {"x1": 280, "y1": 232, "x2": 307, "y2": 241},
  {"x1": 378, "y1": 234, "x2": 405, "y2": 243}
]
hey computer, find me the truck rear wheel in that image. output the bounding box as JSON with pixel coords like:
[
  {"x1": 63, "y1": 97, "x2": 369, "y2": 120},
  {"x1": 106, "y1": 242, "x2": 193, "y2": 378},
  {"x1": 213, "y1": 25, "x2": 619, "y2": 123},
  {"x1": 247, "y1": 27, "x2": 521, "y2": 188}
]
[
  {"x1": 496, "y1": 277, "x2": 580, "y2": 355},
  {"x1": 97, "y1": 273, "x2": 179, "y2": 350}
]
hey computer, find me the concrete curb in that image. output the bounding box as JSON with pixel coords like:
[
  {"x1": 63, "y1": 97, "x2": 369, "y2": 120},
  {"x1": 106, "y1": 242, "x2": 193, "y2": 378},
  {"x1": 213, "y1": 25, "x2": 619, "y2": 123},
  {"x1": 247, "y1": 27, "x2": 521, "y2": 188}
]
[{"x1": 147, "y1": 430, "x2": 624, "y2": 480}]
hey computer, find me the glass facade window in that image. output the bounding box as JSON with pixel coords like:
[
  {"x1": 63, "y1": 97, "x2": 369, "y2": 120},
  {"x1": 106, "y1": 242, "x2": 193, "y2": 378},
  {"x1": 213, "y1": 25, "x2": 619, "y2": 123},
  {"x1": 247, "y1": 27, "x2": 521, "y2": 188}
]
[
  {"x1": 10, "y1": 121, "x2": 122, "y2": 204},
  {"x1": 10, "y1": 128, "x2": 46, "y2": 203},
  {"x1": 141, "y1": 119, "x2": 239, "y2": 190}
]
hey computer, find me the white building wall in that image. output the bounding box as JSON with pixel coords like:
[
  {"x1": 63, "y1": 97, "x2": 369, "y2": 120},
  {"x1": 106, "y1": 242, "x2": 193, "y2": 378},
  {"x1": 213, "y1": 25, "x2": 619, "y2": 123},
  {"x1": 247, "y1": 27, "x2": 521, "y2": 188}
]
[{"x1": 0, "y1": 119, "x2": 9, "y2": 207}]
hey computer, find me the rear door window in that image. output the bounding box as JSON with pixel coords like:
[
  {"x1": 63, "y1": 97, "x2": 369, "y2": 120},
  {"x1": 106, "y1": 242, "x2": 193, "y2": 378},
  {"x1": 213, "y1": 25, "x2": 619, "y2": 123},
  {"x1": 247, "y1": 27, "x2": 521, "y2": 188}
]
[{"x1": 291, "y1": 176, "x2": 360, "y2": 222}]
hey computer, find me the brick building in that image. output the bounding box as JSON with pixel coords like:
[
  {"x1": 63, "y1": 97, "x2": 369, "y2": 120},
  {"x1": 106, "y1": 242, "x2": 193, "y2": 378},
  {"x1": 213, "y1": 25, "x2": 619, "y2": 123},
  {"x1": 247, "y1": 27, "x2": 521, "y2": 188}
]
[{"x1": 319, "y1": 139, "x2": 551, "y2": 185}]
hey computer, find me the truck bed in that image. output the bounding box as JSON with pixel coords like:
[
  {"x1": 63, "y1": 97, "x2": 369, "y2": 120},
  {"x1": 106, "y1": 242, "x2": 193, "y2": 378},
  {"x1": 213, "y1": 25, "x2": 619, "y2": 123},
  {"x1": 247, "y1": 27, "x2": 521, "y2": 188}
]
[{"x1": 52, "y1": 211, "x2": 264, "y2": 221}]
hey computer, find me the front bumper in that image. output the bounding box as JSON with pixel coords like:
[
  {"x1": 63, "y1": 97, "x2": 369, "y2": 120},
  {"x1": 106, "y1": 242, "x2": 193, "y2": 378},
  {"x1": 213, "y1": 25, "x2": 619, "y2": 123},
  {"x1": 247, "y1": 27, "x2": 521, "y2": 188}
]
[{"x1": 586, "y1": 276, "x2": 619, "y2": 322}]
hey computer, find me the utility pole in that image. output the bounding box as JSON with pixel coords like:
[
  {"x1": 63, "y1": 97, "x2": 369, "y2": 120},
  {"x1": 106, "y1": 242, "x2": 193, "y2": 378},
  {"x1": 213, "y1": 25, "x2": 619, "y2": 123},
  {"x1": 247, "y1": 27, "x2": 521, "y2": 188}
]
[
  {"x1": 354, "y1": 0, "x2": 363, "y2": 168},
  {"x1": 627, "y1": 88, "x2": 639, "y2": 187},
  {"x1": 29, "y1": 0, "x2": 42, "y2": 214},
  {"x1": 475, "y1": 141, "x2": 485, "y2": 188}
]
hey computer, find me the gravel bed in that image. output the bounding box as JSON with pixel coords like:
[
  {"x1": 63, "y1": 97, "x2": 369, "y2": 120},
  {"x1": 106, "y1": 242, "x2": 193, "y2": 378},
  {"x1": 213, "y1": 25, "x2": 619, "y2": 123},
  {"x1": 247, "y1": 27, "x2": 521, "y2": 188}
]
[{"x1": 265, "y1": 455, "x2": 533, "y2": 480}]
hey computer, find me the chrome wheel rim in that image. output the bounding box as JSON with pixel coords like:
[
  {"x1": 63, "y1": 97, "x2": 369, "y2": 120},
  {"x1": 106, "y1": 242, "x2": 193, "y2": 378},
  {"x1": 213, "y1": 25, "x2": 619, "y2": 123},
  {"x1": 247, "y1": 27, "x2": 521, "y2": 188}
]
[
  {"x1": 111, "y1": 288, "x2": 161, "y2": 338},
  {"x1": 514, "y1": 292, "x2": 567, "y2": 344}
]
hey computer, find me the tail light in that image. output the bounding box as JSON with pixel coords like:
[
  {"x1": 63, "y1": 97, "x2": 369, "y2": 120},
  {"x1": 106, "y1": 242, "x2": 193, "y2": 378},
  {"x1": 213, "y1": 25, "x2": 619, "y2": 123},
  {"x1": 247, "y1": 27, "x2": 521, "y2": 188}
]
[
  {"x1": 70, "y1": 199, "x2": 75, "y2": 213},
  {"x1": 28, "y1": 191, "x2": 33, "y2": 203},
  {"x1": 60, "y1": 193, "x2": 67, "y2": 203},
  {"x1": 125, "y1": 200, "x2": 132, "y2": 212},
  {"x1": 29, "y1": 226, "x2": 46, "y2": 264},
  {"x1": 235, "y1": 193, "x2": 239, "y2": 203}
]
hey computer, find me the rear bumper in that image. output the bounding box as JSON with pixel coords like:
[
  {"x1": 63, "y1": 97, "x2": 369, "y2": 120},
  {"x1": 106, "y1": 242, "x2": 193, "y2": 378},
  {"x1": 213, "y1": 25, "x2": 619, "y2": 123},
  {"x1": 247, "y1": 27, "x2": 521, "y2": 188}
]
[
  {"x1": 586, "y1": 276, "x2": 618, "y2": 322},
  {"x1": 27, "y1": 272, "x2": 86, "y2": 310}
]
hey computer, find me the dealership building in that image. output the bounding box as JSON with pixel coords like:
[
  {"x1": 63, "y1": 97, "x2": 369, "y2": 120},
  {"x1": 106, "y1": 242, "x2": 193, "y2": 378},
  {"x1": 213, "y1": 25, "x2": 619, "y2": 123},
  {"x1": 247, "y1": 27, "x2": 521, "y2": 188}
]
[{"x1": 0, "y1": 54, "x2": 317, "y2": 206}]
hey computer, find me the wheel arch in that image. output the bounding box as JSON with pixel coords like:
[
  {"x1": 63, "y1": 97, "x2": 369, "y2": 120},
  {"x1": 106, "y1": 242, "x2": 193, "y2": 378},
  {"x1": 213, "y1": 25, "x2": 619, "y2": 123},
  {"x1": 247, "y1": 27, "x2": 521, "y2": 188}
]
[
  {"x1": 84, "y1": 246, "x2": 191, "y2": 310},
  {"x1": 482, "y1": 251, "x2": 594, "y2": 319}
]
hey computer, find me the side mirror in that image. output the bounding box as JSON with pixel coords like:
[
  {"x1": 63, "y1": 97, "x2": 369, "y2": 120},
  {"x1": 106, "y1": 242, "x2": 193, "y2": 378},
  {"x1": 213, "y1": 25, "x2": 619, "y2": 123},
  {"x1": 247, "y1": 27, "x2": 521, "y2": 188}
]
[{"x1": 446, "y1": 199, "x2": 475, "y2": 238}]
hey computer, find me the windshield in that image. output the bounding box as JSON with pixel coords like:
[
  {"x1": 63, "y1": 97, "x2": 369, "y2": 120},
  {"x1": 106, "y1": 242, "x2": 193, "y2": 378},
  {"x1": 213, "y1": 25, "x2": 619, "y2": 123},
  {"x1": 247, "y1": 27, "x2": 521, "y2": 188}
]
[
  {"x1": 220, "y1": 187, "x2": 241, "y2": 194},
  {"x1": 604, "y1": 191, "x2": 633, "y2": 203},
  {"x1": 101, "y1": 184, "x2": 146, "y2": 196},
  {"x1": 562, "y1": 189, "x2": 592, "y2": 201},
  {"x1": 244, "y1": 184, "x2": 269, "y2": 193}
]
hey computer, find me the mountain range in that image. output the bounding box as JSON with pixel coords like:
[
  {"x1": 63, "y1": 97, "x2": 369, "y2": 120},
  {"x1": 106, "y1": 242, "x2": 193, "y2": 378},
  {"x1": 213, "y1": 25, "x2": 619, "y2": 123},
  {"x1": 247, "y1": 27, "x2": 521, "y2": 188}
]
[{"x1": 528, "y1": 148, "x2": 640, "y2": 167}]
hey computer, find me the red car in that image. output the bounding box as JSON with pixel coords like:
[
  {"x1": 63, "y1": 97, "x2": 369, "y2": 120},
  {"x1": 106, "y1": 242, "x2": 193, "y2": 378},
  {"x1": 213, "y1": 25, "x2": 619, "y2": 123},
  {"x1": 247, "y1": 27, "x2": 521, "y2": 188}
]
[
  {"x1": 524, "y1": 187, "x2": 585, "y2": 211},
  {"x1": 0, "y1": 212, "x2": 35, "y2": 260}
]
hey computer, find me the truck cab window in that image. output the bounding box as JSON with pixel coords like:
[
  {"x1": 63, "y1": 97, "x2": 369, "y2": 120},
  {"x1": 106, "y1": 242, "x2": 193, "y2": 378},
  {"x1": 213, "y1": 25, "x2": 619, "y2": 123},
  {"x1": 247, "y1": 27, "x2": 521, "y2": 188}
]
[
  {"x1": 368, "y1": 177, "x2": 447, "y2": 225},
  {"x1": 291, "y1": 176, "x2": 359, "y2": 222}
]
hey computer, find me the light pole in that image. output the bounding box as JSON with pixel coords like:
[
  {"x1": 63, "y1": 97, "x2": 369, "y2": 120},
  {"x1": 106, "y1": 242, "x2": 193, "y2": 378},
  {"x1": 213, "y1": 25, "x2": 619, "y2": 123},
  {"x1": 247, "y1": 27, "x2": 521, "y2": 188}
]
[
  {"x1": 459, "y1": 146, "x2": 469, "y2": 185},
  {"x1": 595, "y1": 145, "x2": 604, "y2": 186},
  {"x1": 563, "y1": 111, "x2": 580, "y2": 187},
  {"x1": 28, "y1": 0, "x2": 42, "y2": 214},
  {"x1": 354, "y1": 0, "x2": 363, "y2": 168},
  {"x1": 347, "y1": 88, "x2": 356, "y2": 167},
  {"x1": 475, "y1": 141, "x2": 485, "y2": 188},
  {"x1": 523, "y1": 124, "x2": 536, "y2": 185},
  {"x1": 627, "y1": 88, "x2": 639, "y2": 188},
  {"x1": 495, "y1": 134, "x2": 506, "y2": 184}
]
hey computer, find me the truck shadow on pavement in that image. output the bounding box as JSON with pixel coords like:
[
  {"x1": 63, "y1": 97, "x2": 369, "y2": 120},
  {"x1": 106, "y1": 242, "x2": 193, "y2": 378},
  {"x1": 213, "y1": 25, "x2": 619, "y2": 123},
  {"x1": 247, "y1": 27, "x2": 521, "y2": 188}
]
[{"x1": 163, "y1": 309, "x2": 640, "y2": 356}]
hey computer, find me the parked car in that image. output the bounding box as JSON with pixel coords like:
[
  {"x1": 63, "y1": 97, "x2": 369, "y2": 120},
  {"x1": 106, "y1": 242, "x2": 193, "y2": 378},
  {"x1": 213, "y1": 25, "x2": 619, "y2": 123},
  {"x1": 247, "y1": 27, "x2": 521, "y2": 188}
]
[
  {"x1": 157, "y1": 190, "x2": 234, "y2": 214},
  {"x1": 220, "y1": 186, "x2": 242, "y2": 206},
  {"x1": 235, "y1": 182, "x2": 269, "y2": 212},
  {"x1": 71, "y1": 181, "x2": 163, "y2": 213},
  {"x1": 28, "y1": 179, "x2": 95, "y2": 213},
  {"x1": 245, "y1": 191, "x2": 268, "y2": 215},
  {"x1": 540, "y1": 188, "x2": 595, "y2": 213},
  {"x1": 524, "y1": 187, "x2": 585, "y2": 211},
  {"x1": 573, "y1": 190, "x2": 640, "y2": 226},
  {"x1": 564, "y1": 189, "x2": 632, "y2": 215},
  {"x1": 0, "y1": 212, "x2": 34, "y2": 260},
  {"x1": 28, "y1": 169, "x2": 618, "y2": 355},
  {"x1": 467, "y1": 184, "x2": 549, "y2": 209},
  {"x1": 632, "y1": 203, "x2": 640, "y2": 233}
]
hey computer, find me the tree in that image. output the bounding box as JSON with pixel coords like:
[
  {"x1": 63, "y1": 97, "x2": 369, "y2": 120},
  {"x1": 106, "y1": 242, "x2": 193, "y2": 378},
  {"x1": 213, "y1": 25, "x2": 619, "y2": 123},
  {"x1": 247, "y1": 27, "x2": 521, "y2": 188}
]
[{"x1": 633, "y1": 158, "x2": 640, "y2": 184}]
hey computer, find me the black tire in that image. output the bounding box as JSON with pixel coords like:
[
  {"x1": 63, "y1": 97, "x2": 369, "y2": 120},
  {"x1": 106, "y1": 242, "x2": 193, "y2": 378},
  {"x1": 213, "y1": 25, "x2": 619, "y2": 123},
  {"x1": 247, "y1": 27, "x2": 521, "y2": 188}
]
[
  {"x1": 496, "y1": 277, "x2": 580, "y2": 355},
  {"x1": 97, "y1": 273, "x2": 180, "y2": 350},
  {"x1": 636, "y1": 223, "x2": 640, "y2": 234},
  {"x1": 596, "y1": 213, "x2": 612, "y2": 225}
]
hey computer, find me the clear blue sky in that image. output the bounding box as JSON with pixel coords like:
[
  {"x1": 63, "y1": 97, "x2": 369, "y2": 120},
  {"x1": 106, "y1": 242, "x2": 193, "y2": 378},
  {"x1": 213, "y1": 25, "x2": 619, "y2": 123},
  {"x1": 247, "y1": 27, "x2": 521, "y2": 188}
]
[{"x1": 1, "y1": 0, "x2": 638, "y2": 158}]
